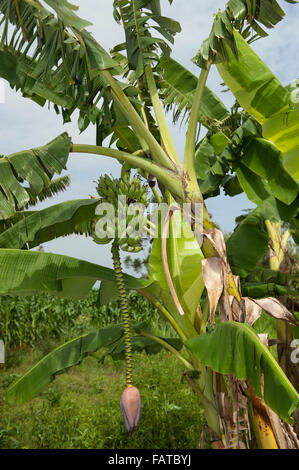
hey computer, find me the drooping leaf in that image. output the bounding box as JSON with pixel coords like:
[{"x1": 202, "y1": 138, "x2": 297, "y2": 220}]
[
  {"x1": 0, "y1": 133, "x2": 71, "y2": 220},
  {"x1": 236, "y1": 164, "x2": 272, "y2": 206},
  {"x1": 6, "y1": 325, "x2": 124, "y2": 405},
  {"x1": 104, "y1": 333, "x2": 183, "y2": 361},
  {"x1": 252, "y1": 298, "x2": 299, "y2": 326},
  {"x1": 6, "y1": 322, "x2": 182, "y2": 405},
  {"x1": 186, "y1": 321, "x2": 299, "y2": 422},
  {"x1": 241, "y1": 138, "x2": 298, "y2": 205},
  {"x1": 227, "y1": 196, "x2": 299, "y2": 277},
  {"x1": 0, "y1": 199, "x2": 98, "y2": 249},
  {"x1": 217, "y1": 29, "x2": 299, "y2": 182},
  {"x1": 241, "y1": 282, "x2": 299, "y2": 299},
  {"x1": 194, "y1": 1, "x2": 295, "y2": 67},
  {"x1": 0, "y1": 48, "x2": 74, "y2": 108},
  {"x1": 202, "y1": 257, "x2": 223, "y2": 325},
  {"x1": 25, "y1": 175, "x2": 71, "y2": 207},
  {"x1": 80, "y1": 29, "x2": 119, "y2": 70},
  {"x1": 40, "y1": 0, "x2": 92, "y2": 30},
  {"x1": 0, "y1": 250, "x2": 152, "y2": 299},
  {"x1": 158, "y1": 55, "x2": 230, "y2": 129},
  {"x1": 0, "y1": 1, "x2": 119, "y2": 132},
  {"x1": 227, "y1": 210, "x2": 270, "y2": 277}
]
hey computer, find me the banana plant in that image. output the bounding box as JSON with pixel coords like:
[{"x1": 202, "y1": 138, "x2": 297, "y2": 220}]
[{"x1": 0, "y1": 0, "x2": 299, "y2": 448}]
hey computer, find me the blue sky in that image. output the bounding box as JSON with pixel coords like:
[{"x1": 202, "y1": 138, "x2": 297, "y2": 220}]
[{"x1": 0, "y1": 0, "x2": 298, "y2": 270}]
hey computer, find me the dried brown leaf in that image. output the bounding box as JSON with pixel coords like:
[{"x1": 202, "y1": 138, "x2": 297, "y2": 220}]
[
  {"x1": 202, "y1": 257, "x2": 223, "y2": 325},
  {"x1": 204, "y1": 228, "x2": 227, "y2": 259},
  {"x1": 252, "y1": 298, "x2": 299, "y2": 326},
  {"x1": 244, "y1": 298, "x2": 263, "y2": 326}
]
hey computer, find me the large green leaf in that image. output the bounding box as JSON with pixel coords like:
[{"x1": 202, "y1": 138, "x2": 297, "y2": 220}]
[
  {"x1": 217, "y1": 29, "x2": 299, "y2": 182},
  {"x1": 236, "y1": 164, "x2": 272, "y2": 206},
  {"x1": 6, "y1": 325, "x2": 123, "y2": 405},
  {"x1": 242, "y1": 138, "x2": 298, "y2": 205},
  {"x1": 6, "y1": 322, "x2": 182, "y2": 405},
  {"x1": 158, "y1": 56, "x2": 230, "y2": 129},
  {"x1": 227, "y1": 196, "x2": 298, "y2": 277},
  {"x1": 0, "y1": 199, "x2": 98, "y2": 249},
  {"x1": 148, "y1": 197, "x2": 205, "y2": 320},
  {"x1": 148, "y1": 196, "x2": 204, "y2": 339},
  {"x1": 227, "y1": 213, "x2": 269, "y2": 278},
  {"x1": 241, "y1": 282, "x2": 299, "y2": 299},
  {"x1": 80, "y1": 29, "x2": 119, "y2": 70},
  {"x1": 102, "y1": 329, "x2": 183, "y2": 361},
  {"x1": 0, "y1": 250, "x2": 152, "y2": 299},
  {"x1": 186, "y1": 321, "x2": 299, "y2": 423},
  {"x1": 0, "y1": 48, "x2": 73, "y2": 108},
  {"x1": 0, "y1": 133, "x2": 71, "y2": 220},
  {"x1": 39, "y1": 0, "x2": 92, "y2": 30},
  {"x1": 217, "y1": 30, "x2": 290, "y2": 122}
]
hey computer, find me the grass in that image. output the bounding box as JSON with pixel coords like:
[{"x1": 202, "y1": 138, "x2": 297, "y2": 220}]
[{"x1": 0, "y1": 346, "x2": 207, "y2": 449}]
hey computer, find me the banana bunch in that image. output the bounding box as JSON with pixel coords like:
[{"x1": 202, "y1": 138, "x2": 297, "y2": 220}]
[{"x1": 92, "y1": 174, "x2": 149, "y2": 253}]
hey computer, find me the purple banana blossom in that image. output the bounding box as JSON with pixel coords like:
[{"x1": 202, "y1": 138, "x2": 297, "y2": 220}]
[{"x1": 120, "y1": 386, "x2": 141, "y2": 436}]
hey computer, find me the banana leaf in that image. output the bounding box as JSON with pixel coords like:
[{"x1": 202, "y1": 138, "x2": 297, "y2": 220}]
[
  {"x1": 37, "y1": 0, "x2": 92, "y2": 30},
  {"x1": 115, "y1": 0, "x2": 181, "y2": 77},
  {"x1": 148, "y1": 196, "x2": 205, "y2": 321},
  {"x1": 227, "y1": 196, "x2": 299, "y2": 277},
  {"x1": 217, "y1": 29, "x2": 299, "y2": 182},
  {"x1": 6, "y1": 325, "x2": 123, "y2": 405},
  {"x1": 0, "y1": 133, "x2": 71, "y2": 220},
  {"x1": 0, "y1": 49, "x2": 73, "y2": 108},
  {"x1": 242, "y1": 138, "x2": 298, "y2": 205},
  {"x1": 158, "y1": 55, "x2": 230, "y2": 129},
  {"x1": 6, "y1": 323, "x2": 182, "y2": 405},
  {"x1": 0, "y1": 250, "x2": 152, "y2": 299},
  {"x1": 0, "y1": 199, "x2": 98, "y2": 249},
  {"x1": 186, "y1": 321, "x2": 299, "y2": 423}
]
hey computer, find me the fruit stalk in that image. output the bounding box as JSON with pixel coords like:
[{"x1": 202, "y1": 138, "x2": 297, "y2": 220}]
[{"x1": 111, "y1": 239, "x2": 133, "y2": 387}]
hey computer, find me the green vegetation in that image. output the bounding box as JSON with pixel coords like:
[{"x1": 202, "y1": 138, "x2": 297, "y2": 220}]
[
  {"x1": 0, "y1": 290, "x2": 174, "y2": 349},
  {"x1": 0, "y1": 292, "x2": 280, "y2": 449},
  {"x1": 0, "y1": 350, "x2": 206, "y2": 449},
  {"x1": 0, "y1": 292, "x2": 206, "y2": 449}
]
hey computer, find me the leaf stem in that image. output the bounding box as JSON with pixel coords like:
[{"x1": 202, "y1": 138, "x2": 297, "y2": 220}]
[
  {"x1": 101, "y1": 70, "x2": 175, "y2": 171},
  {"x1": 71, "y1": 144, "x2": 184, "y2": 200},
  {"x1": 183, "y1": 61, "x2": 212, "y2": 183},
  {"x1": 136, "y1": 330, "x2": 192, "y2": 369},
  {"x1": 138, "y1": 288, "x2": 187, "y2": 341},
  {"x1": 162, "y1": 207, "x2": 186, "y2": 317},
  {"x1": 145, "y1": 64, "x2": 180, "y2": 165}
]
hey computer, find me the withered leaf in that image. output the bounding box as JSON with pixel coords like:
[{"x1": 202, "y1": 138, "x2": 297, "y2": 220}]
[{"x1": 202, "y1": 257, "x2": 224, "y2": 325}]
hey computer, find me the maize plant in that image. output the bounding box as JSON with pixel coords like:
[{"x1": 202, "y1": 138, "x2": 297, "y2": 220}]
[{"x1": 0, "y1": 0, "x2": 299, "y2": 448}]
